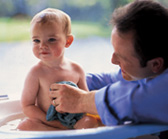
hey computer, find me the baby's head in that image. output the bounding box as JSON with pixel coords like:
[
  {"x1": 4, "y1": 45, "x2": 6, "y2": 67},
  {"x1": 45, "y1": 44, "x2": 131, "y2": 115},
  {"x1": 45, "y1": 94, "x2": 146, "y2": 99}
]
[{"x1": 31, "y1": 8, "x2": 71, "y2": 36}]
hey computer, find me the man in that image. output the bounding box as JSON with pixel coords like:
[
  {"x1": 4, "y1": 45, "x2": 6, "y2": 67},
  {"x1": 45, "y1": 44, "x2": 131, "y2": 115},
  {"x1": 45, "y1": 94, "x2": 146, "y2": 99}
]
[{"x1": 49, "y1": 0, "x2": 168, "y2": 126}]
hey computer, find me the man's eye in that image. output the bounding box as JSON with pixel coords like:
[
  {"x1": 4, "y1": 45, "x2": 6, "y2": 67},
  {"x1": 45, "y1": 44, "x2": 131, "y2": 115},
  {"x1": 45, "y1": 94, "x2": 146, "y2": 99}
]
[
  {"x1": 33, "y1": 39, "x2": 40, "y2": 43},
  {"x1": 49, "y1": 38, "x2": 56, "y2": 42}
]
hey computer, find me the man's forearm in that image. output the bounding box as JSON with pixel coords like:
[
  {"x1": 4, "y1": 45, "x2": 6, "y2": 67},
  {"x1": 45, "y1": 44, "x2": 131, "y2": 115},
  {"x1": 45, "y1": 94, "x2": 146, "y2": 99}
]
[{"x1": 80, "y1": 91, "x2": 98, "y2": 115}]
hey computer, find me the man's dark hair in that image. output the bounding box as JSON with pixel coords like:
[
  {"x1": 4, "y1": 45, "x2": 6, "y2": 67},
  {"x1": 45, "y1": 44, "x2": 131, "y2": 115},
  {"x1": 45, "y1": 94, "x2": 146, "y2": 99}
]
[{"x1": 111, "y1": 0, "x2": 168, "y2": 68}]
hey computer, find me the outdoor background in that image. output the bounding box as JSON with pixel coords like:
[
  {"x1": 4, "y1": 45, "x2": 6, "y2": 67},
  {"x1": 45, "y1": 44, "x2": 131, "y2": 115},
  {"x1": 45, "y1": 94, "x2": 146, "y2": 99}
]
[{"x1": 0, "y1": 0, "x2": 168, "y2": 99}]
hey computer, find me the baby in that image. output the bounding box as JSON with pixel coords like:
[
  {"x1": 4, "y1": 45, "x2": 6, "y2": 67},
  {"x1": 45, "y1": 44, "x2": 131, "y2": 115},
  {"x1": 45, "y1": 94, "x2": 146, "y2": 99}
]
[{"x1": 17, "y1": 8, "x2": 102, "y2": 131}]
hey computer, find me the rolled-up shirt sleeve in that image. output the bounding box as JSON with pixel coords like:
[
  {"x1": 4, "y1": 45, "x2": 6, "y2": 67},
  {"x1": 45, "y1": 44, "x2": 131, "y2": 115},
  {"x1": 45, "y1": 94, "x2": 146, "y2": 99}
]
[
  {"x1": 86, "y1": 70, "x2": 122, "y2": 91},
  {"x1": 87, "y1": 69, "x2": 168, "y2": 126}
]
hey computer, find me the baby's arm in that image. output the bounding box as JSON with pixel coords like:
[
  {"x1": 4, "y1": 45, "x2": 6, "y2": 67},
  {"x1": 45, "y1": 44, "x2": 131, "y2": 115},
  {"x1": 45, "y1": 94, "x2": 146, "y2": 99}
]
[
  {"x1": 21, "y1": 67, "x2": 46, "y2": 122},
  {"x1": 75, "y1": 64, "x2": 88, "y2": 91},
  {"x1": 21, "y1": 67, "x2": 67, "y2": 129}
]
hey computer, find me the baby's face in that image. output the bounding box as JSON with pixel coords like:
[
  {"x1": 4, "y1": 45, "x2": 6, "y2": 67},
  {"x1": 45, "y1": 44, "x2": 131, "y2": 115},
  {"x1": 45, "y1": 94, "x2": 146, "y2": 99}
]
[{"x1": 31, "y1": 21, "x2": 68, "y2": 62}]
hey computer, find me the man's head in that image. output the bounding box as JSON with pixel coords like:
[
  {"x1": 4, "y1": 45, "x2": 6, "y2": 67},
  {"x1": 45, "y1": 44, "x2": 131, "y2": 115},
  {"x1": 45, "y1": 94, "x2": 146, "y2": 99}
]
[
  {"x1": 111, "y1": 0, "x2": 168, "y2": 68},
  {"x1": 111, "y1": 0, "x2": 168, "y2": 80}
]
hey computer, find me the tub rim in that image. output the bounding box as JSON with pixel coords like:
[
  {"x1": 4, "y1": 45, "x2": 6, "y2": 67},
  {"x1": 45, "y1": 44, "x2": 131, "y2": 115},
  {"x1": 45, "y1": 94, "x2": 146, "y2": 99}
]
[{"x1": 1, "y1": 99, "x2": 168, "y2": 139}]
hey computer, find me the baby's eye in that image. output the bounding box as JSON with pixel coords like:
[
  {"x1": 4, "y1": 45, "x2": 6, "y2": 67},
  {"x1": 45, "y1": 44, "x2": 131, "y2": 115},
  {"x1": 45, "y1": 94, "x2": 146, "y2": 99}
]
[
  {"x1": 33, "y1": 39, "x2": 40, "y2": 43},
  {"x1": 48, "y1": 38, "x2": 56, "y2": 42}
]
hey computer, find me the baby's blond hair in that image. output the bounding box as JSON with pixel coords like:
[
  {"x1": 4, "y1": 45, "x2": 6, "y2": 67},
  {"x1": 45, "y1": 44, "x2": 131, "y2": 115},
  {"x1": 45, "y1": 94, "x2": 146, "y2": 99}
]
[{"x1": 31, "y1": 8, "x2": 71, "y2": 35}]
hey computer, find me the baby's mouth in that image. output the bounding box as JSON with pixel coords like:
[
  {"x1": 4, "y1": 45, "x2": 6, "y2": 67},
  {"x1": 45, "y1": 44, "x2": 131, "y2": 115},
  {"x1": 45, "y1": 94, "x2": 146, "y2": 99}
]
[{"x1": 41, "y1": 51, "x2": 49, "y2": 55}]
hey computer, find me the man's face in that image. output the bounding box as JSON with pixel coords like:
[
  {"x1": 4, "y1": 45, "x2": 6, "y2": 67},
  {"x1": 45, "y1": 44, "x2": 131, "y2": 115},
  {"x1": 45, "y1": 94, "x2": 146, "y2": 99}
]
[{"x1": 111, "y1": 27, "x2": 153, "y2": 81}]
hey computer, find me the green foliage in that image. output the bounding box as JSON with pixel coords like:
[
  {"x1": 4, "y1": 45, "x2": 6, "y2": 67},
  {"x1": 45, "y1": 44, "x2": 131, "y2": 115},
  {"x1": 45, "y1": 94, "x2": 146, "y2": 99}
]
[
  {"x1": 1, "y1": 0, "x2": 167, "y2": 42},
  {"x1": 0, "y1": 18, "x2": 111, "y2": 42},
  {"x1": 72, "y1": 21, "x2": 111, "y2": 38},
  {"x1": 61, "y1": 0, "x2": 99, "y2": 7},
  {"x1": 0, "y1": 18, "x2": 30, "y2": 42}
]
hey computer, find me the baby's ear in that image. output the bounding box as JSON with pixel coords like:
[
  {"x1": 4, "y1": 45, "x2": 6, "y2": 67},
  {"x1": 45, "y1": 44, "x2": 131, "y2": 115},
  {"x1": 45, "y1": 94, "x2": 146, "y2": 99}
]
[{"x1": 65, "y1": 35, "x2": 74, "y2": 48}]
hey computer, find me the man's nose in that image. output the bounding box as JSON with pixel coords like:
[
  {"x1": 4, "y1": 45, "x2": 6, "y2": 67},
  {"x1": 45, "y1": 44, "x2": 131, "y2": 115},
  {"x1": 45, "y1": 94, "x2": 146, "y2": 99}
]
[{"x1": 111, "y1": 53, "x2": 120, "y2": 65}]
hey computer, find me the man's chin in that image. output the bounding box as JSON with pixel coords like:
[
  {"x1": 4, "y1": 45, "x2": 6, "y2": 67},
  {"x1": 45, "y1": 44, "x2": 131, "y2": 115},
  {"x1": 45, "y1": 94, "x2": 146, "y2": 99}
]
[
  {"x1": 122, "y1": 72, "x2": 134, "y2": 81},
  {"x1": 122, "y1": 73, "x2": 140, "y2": 81}
]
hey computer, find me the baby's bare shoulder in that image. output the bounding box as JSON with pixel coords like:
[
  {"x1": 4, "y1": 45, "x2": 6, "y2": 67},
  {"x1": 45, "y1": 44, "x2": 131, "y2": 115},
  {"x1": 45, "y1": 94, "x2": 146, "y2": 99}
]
[
  {"x1": 24, "y1": 63, "x2": 45, "y2": 82},
  {"x1": 67, "y1": 60, "x2": 85, "y2": 76},
  {"x1": 68, "y1": 59, "x2": 83, "y2": 70},
  {"x1": 29, "y1": 62, "x2": 44, "y2": 74}
]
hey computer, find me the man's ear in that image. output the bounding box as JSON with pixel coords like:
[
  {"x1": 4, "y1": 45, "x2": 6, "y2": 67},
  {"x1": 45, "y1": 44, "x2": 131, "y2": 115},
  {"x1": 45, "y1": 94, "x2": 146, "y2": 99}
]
[
  {"x1": 149, "y1": 57, "x2": 164, "y2": 73},
  {"x1": 65, "y1": 35, "x2": 74, "y2": 48}
]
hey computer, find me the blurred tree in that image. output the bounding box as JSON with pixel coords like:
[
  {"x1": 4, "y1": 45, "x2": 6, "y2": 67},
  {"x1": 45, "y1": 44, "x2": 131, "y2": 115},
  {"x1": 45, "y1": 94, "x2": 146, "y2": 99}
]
[
  {"x1": 12, "y1": 0, "x2": 27, "y2": 17},
  {"x1": 109, "y1": 0, "x2": 134, "y2": 12},
  {"x1": 0, "y1": 0, "x2": 14, "y2": 16},
  {"x1": 1, "y1": 0, "x2": 167, "y2": 23},
  {"x1": 60, "y1": 0, "x2": 98, "y2": 7},
  {"x1": 25, "y1": 0, "x2": 49, "y2": 16},
  {"x1": 158, "y1": 0, "x2": 168, "y2": 7}
]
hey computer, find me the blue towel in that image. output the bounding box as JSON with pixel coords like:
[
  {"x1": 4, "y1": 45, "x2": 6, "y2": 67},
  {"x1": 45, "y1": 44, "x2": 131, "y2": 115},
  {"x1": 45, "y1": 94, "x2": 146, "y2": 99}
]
[{"x1": 46, "y1": 81, "x2": 84, "y2": 129}]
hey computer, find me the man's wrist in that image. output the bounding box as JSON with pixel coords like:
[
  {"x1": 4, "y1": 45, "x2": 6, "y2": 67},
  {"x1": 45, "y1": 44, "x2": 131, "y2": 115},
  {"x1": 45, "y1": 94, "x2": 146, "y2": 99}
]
[{"x1": 80, "y1": 91, "x2": 98, "y2": 114}]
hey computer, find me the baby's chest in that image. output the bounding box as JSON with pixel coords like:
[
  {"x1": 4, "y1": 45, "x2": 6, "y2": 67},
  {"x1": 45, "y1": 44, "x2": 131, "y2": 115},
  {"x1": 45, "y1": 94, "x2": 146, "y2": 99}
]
[
  {"x1": 40, "y1": 73, "x2": 79, "y2": 92},
  {"x1": 40, "y1": 72, "x2": 79, "y2": 87}
]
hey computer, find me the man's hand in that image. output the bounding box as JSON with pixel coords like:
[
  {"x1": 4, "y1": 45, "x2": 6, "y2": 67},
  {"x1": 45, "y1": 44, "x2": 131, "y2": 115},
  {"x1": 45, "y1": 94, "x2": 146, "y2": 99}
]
[{"x1": 49, "y1": 83, "x2": 98, "y2": 114}]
